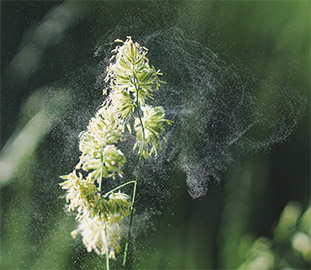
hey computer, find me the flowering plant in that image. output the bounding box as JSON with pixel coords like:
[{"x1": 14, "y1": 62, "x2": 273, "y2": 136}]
[{"x1": 60, "y1": 37, "x2": 171, "y2": 268}]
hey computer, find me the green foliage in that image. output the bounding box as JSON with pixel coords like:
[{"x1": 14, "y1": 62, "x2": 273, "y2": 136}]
[{"x1": 238, "y1": 202, "x2": 310, "y2": 270}]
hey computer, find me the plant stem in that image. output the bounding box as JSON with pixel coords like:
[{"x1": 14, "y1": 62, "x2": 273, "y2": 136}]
[
  {"x1": 104, "y1": 180, "x2": 136, "y2": 198},
  {"x1": 122, "y1": 164, "x2": 141, "y2": 267},
  {"x1": 99, "y1": 157, "x2": 110, "y2": 270},
  {"x1": 104, "y1": 229, "x2": 110, "y2": 270},
  {"x1": 98, "y1": 155, "x2": 104, "y2": 192},
  {"x1": 122, "y1": 74, "x2": 145, "y2": 267}
]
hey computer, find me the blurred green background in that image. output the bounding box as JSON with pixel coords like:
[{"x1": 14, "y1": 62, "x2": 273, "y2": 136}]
[{"x1": 1, "y1": 1, "x2": 310, "y2": 269}]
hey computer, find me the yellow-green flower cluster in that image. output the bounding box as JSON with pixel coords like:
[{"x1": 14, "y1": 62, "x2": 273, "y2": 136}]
[
  {"x1": 134, "y1": 105, "x2": 172, "y2": 158},
  {"x1": 77, "y1": 106, "x2": 125, "y2": 181},
  {"x1": 106, "y1": 36, "x2": 171, "y2": 157},
  {"x1": 106, "y1": 37, "x2": 162, "y2": 105},
  {"x1": 60, "y1": 105, "x2": 130, "y2": 255},
  {"x1": 60, "y1": 36, "x2": 170, "y2": 257},
  {"x1": 71, "y1": 216, "x2": 122, "y2": 258}
]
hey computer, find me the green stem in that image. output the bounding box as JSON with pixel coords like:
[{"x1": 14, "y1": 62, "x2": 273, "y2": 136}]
[
  {"x1": 104, "y1": 180, "x2": 136, "y2": 198},
  {"x1": 99, "y1": 156, "x2": 110, "y2": 270},
  {"x1": 123, "y1": 73, "x2": 145, "y2": 267},
  {"x1": 104, "y1": 229, "x2": 110, "y2": 270},
  {"x1": 98, "y1": 155, "x2": 104, "y2": 192},
  {"x1": 122, "y1": 175, "x2": 138, "y2": 267}
]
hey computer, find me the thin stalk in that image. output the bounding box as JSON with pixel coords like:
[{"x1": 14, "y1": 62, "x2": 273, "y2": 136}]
[
  {"x1": 123, "y1": 74, "x2": 145, "y2": 267},
  {"x1": 104, "y1": 229, "x2": 110, "y2": 270},
  {"x1": 104, "y1": 180, "x2": 136, "y2": 198},
  {"x1": 98, "y1": 155, "x2": 104, "y2": 192},
  {"x1": 99, "y1": 156, "x2": 110, "y2": 270}
]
